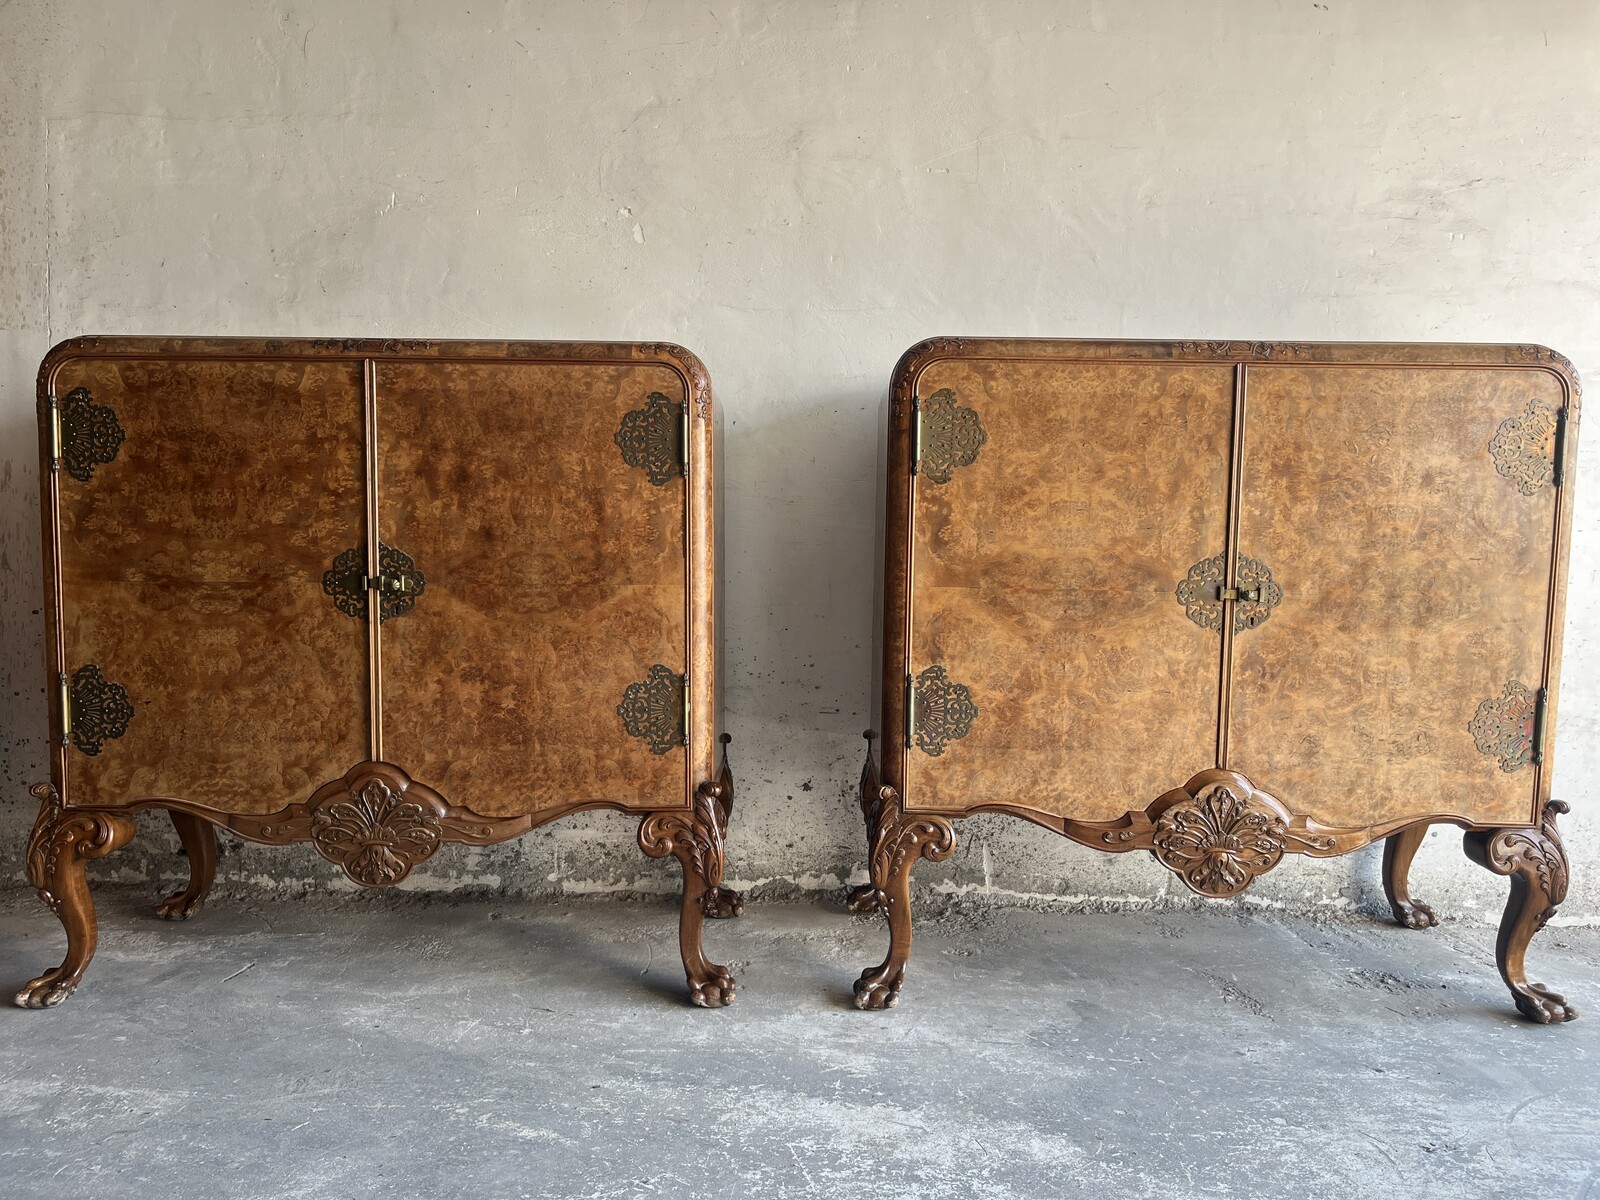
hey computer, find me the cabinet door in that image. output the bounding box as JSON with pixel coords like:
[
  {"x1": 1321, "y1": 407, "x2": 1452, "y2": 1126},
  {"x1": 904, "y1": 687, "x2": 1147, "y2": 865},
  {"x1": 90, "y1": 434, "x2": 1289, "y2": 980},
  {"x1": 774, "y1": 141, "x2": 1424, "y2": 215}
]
[
  {"x1": 905, "y1": 357, "x2": 1234, "y2": 820},
  {"x1": 1229, "y1": 365, "x2": 1563, "y2": 829},
  {"x1": 51, "y1": 355, "x2": 371, "y2": 812},
  {"x1": 375, "y1": 360, "x2": 688, "y2": 817}
]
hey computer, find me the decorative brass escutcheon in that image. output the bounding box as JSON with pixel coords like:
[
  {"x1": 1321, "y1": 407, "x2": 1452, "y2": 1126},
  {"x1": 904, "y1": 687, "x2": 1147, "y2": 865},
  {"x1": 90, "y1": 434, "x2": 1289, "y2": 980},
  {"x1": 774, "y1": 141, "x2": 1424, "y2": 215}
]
[
  {"x1": 1176, "y1": 552, "x2": 1283, "y2": 633},
  {"x1": 614, "y1": 392, "x2": 685, "y2": 486},
  {"x1": 322, "y1": 543, "x2": 427, "y2": 623},
  {"x1": 1489, "y1": 400, "x2": 1562, "y2": 495},
  {"x1": 915, "y1": 389, "x2": 987, "y2": 484},
  {"x1": 1469, "y1": 680, "x2": 1541, "y2": 773},
  {"x1": 909, "y1": 665, "x2": 978, "y2": 756},
  {"x1": 56, "y1": 387, "x2": 126, "y2": 483},
  {"x1": 617, "y1": 665, "x2": 686, "y2": 755},
  {"x1": 65, "y1": 664, "x2": 134, "y2": 756}
]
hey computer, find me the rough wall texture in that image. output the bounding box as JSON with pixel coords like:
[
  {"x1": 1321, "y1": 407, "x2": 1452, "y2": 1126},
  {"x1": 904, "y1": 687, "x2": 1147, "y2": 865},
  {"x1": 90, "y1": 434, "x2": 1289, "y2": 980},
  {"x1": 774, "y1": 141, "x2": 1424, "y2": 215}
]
[{"x1": 2, "y1": 1, "x2": 1598, "y2": 921}]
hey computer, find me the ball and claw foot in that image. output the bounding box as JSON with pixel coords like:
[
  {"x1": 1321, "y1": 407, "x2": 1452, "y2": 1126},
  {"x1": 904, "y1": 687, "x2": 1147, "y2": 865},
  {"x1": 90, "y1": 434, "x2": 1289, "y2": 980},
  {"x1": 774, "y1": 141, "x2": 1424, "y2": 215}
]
[
  {"x1": 690, "y1": 968, "x2": 737, "y2": 1009},
  {"x1": 1514, "y1": 982, "x2": 1578, "y2": 1024},
  {"x1": 852, "y1": 967, "x2": 903, "y2": 1010},
  {"x1": 846, "y1": 884, "x2": 881, "y2": 914},
  {"x1": 14, "y1": 970, "x2": 80, "y2": 1010},
  {"x1": 1391, "y1": 898, "x2": 1439, "y2": 930},
  {"x1": 702, "y1": 886, "x2": 744, "y2": 919},
  {"x1": 154, "y1": 891, "x2": 207, "y2": 921}
]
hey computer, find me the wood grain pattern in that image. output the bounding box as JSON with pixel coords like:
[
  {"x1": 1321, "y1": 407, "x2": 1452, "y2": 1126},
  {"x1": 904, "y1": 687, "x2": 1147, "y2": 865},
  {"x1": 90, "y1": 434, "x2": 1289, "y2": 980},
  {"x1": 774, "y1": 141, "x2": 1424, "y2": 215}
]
[
  {"x1": 905, "y1": 357, "x2": 1233, "y2": 820},
  {"x1": 376, "y1": 361, "x2": 688, "y2": 817},
  {"x1": 52, "y1": 357, "x2": 369, "y2": 813},
  {"x1": 1228, "y1": 365, "x2": 1561, "y2": 829}
]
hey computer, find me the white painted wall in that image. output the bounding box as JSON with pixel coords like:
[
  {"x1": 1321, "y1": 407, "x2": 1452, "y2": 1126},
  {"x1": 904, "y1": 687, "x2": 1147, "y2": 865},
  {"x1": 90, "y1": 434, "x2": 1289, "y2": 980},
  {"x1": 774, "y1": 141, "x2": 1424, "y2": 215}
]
[{"x1": 2, "y1": 1, "x2": 1598, "y2": 922}]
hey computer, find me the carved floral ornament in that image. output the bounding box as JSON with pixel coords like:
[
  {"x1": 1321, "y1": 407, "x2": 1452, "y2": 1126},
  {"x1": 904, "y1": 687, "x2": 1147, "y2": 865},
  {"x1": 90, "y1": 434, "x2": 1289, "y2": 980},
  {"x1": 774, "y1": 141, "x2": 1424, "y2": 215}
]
[
  {"x1": 1151, "y1": 783, "x2": 1288, "y2": 898},
  {"x1": 309, "y1": 774, "x2": 444, "y2": 887}
]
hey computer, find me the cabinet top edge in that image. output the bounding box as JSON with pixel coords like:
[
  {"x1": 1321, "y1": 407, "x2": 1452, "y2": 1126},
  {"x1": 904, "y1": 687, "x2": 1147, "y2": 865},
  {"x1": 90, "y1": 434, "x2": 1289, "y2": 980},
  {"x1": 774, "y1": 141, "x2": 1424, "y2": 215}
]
[
  {"x1": 892, "y1": 337, "x2": 1581, "y2": 402},
  {"x1": 37, "y1": 335, "x2": 716, "y2": 405}
]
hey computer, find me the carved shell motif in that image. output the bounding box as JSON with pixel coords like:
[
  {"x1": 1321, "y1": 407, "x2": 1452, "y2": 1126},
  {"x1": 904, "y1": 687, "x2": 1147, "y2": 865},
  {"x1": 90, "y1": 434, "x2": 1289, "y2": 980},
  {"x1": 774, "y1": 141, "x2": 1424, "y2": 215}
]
[
  {"x1": 309, "y1": 777, "x2": 443, "y2": 887},
  {"x1": 918, "y1": 389, "x2": 988, "y2": 484},
  {"x1": 614, "y1": 392, "x2": 683, "y2": 486},
  {"x1": 617, "y1": 664, "x2": 684, "y2": 755},
  {"x1": 1152, "y1": 784, "x2": 1287, "y2": 897},
  {"x1": 1488, "y1": 400, "x2": 1559, "y2": 496},
  {"x1": 1469, "y1": 681, "x2": 1537, "y2": 773}
]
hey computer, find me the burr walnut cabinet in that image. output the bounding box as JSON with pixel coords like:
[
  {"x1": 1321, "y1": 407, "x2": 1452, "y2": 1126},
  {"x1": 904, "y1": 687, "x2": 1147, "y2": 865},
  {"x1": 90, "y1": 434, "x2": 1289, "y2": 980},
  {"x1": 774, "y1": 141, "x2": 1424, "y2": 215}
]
[
  {"x1": 19, "y1": 336, "x2": 740, "y2": 1009},
  {"x1": 852, "y1": 337, "x2": 1581, "y2": 1023}
]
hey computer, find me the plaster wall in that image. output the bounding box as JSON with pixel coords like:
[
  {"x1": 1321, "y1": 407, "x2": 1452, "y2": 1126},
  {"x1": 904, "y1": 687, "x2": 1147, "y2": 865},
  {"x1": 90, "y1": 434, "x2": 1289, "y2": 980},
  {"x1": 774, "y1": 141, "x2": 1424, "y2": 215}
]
[{"x1": 2, "y1": 0, "x2": 1598, "y2": 921}]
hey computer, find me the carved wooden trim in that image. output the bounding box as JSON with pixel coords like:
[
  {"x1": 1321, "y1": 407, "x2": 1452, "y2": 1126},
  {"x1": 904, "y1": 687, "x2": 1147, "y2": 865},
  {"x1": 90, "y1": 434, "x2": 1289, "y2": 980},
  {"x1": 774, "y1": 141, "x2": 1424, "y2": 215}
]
[
  {"x1": 232, "y1": 762, "x2": 499, "y2": 887},
  {"x1": 861, "y1": 797, "x2": 957, "y2": 915},
  {"x1": 24, "y1": 783, "x2": 134, "y2": 918},
  {"x1": 642, "y1": 343, "x2": 713, "y2": 420},
  {"x1": 1082, "y1": 770, "x2": 1341, "y2": 894},
  {"x1": 639, "y1": 786, "x2": 725, "y2": 895},
  {"x1": 1463, "y1": 800, "x2": 1576, "y2": 1023},
  {"x1": 1477, "y1": 800, "x2": 1570, "y2": 914},
  {"x1": 638, "y1": 781, "x2": 737, "y2": 1007}
]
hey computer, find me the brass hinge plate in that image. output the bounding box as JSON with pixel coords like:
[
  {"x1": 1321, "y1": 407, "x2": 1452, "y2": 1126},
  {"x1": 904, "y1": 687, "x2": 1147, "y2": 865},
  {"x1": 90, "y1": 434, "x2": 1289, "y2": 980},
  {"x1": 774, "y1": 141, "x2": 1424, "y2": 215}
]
[
  {"x1": 1533, "y1": 687, "x2": 1549, "y2": 766},
  {"x1": 48, "y1": 397, "x2": 63, "y2": 473},
  {"x1": 1554, "y1": 408, "x2": 1569, "y2": 487},
  {"x1": 58, "y1": 672, "x2": 70, "y2": 747},
  {"x1": 903, "y1": 673, "x2": 916, "y2": 748},
  {"x1": 911, "y1": 397, "x2": 924, "y2": 476}
]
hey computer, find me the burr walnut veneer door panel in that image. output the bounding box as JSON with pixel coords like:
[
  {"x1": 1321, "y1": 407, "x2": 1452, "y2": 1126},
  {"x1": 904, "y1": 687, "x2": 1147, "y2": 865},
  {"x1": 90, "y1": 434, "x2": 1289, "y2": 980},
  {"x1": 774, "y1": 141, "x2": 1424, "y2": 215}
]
[
  {"x1": 375, "y1": 361, "x2": 689, "y2": 818},
  {"x1": 50, "y1": 356, "x2": 370, "y2": 813},
  {"x1": 1228, "y1": 365, "x2": 1563, "y2": 829},
  {"x1": 905, "y1": 358, "x2": 1234, "y2": 820}
]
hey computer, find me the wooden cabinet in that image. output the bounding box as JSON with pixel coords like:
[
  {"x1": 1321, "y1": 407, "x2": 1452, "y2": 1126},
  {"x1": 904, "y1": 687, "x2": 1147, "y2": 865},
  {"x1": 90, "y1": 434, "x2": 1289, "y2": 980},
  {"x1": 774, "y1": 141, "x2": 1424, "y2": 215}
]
[
  {"x1": 19, "y1": 337, "x2": 739, "y2": 1009},
  {"x1": 854, "y1": 338, "x2": 1580, "y2": 1023}
]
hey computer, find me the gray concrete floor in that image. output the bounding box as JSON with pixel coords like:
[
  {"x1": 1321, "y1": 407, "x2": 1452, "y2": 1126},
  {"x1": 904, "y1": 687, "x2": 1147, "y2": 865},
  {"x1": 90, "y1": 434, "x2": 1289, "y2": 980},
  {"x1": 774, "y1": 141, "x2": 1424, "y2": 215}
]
[{"x1": 0, "y1": 885, "x2": 1596, "y2": 1199}]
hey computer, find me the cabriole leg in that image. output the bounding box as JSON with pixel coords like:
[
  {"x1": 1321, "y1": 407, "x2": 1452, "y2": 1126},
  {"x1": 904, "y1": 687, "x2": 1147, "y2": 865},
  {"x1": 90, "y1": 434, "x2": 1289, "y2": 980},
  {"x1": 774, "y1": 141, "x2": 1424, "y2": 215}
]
[
  {"x1": 701, "y1": 735, "x2": 743, "y2": 920},
  {"x1": 853, "y1": 792, "x2": 955, "y2": 1011},
  {"x1": 155, "y1": 810, "x2": 218, "y2": 921},
  {"x1": 1463, "y1": 800, "x2": 1578, "y2": 1024},
  {"x1": 15, "y1": 784, "x2": 137, "y2": 1009},
  {"x1": 847, "y1": 732, "x2": 884, "y2": 914},
  {"x1": 639, "y1": 781, "x2": 737, "y2": 1008},
  {"x1": 1383, "y1": 824, "x2": 1438, "y2": 929}
]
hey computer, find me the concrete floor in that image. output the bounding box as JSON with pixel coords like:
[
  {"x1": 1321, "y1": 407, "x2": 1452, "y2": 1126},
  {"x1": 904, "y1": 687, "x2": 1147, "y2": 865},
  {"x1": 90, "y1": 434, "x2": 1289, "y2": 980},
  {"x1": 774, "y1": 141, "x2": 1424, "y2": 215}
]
[{"x1": 0, "y1": 886, "x2": 1596, "y2": 1200}]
